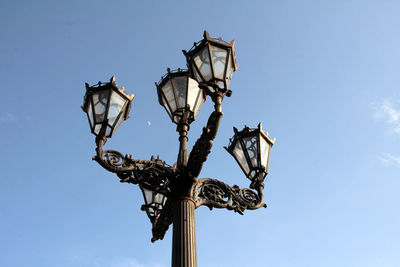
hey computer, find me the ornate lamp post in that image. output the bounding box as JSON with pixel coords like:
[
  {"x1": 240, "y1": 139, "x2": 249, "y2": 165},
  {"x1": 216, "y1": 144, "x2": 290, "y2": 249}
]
[{"x1": 82, "y1": 31, "x2": 275, "y2": 267}]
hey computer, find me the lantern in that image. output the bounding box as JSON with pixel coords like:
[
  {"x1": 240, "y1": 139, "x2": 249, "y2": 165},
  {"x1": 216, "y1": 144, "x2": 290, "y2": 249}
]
[
  {"x1": 82, "y1": 76, "x2": 135, "y2": 138},
  {"x1": 183, "y1": 31, "x2": 238, "y2": 96},
  {"x1": 156, "y1": 68, "x2": 206, "y2": 124},
  {"x1": 225, "y1": 123, "x2": 275, "y2": 181},
  {"x1": 140, "y1": 186, "x2": 167, "y2": 223}
]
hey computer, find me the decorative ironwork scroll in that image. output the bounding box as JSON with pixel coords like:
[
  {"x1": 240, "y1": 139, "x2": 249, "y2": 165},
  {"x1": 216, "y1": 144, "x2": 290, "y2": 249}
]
[
  {"x1": 187, "y1": 109, "x2": 222, "y2": 178},
  {"x1": 191, "y1": 178, "x2": 266, "y2": 215},
  {"x1": 94, "y1": 136, "x2": 176, "y2": 194},
  {"x1": 93, "y1": 136, "x2": 176, "y2": 242}
]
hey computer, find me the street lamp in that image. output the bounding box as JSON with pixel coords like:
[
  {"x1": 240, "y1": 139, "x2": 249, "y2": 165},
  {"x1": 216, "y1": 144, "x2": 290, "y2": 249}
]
[{"x1": 82, "y1": 31, "x2": 275, "y2": 267}]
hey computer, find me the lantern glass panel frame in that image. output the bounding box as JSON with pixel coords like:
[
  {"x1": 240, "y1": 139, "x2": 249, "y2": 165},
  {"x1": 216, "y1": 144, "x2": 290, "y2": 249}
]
[
  {"x1": 82, "y1": 77, "x2": 135, "y2": 138},
  {"x1": 156, "y1": 69, "x2": 206, "y2": 125},
  {"x1": 140, "y1": 186, "x2": 167, "y2": 223},
  {"x1": 225, "y1": 124, "x2": 275, "y2": 181},
  {"x1": 183, "y1": 31, "x2": 238, "y2": 96}
]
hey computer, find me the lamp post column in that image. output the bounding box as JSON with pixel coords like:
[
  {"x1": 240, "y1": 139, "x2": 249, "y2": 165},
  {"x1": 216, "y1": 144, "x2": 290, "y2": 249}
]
[
  {"x1": 171, "y1": 197, "x2": 197, "y2": 267},
  {"x1": 172, "y1": 117, "x2": 197, "y2": 267}
]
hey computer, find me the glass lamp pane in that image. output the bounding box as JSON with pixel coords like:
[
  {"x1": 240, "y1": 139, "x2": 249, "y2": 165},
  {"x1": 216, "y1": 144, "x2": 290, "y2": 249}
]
[
  {"x1": 114, "y1": 112, "x2": 125, "y2": 130},
  {"x1": 92, "y1": 90, "x2": 110, "y2": 123},
  {"x1": 243, "y1": 136, "x2": 259, "y2": 169},
  {"x1": 226, "y1": 54, "x2": 234, "y2": 87},
  {"x1": 87, "y1": 101, "x2": 94, "y2": 128},
  {"x1": 193, "y1": 91, "x2": 205, "y2": 118},
  {"x1": 105, "y1": 126, "x2": 112, "y2": 137},
  {"x1": 191, "y1": 62, "x2": 202, "y2": 82},
  {"x1": 162, "y1": 95, "x2": 172, "y2": 118},
  {"x1": 216, "y1": 81, "x2": 225, "y2": 90},
  {"x1": 210, "y1": 45, "x2": 227, "y2": 80},
  {"x1": 172, "y1": 77, "x2": 187, "y2": 109},
  {"x1": 94, "y1": 124, "x2": 102, "y2": 135},
  {"x1": 193, "y1": 91, "x2": 204, "y2": 117},
  {"x1": 207, "y1": 85, "x2": 215, "y2": 93},
  {"x1": 232, "y1": 141, "x2": 250, "y2": 175},
  {"x1": 193, "y1": 47, "x2": 213, "y2": 81},
  {"x1": 187, "y1": 78, "x2": 200, "y2": 111},
  {"x1": 108, "y1": 91, "x2": 126, "y2": 126},
  {"x1": 260, "y1": 136, "x2": 270, "y2": 169},
  {"x1": 162, "y1": 80, "x2": 177, "y2": 113},
  {"x1": 143, "y1": 188, "x2": 153, "y2": 205},
  {"x1": 153, "y1": 193, "x2": 164, "y2": 205}
]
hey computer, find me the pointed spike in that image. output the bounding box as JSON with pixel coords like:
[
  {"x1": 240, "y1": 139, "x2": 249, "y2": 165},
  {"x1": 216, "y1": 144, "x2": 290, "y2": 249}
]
[
  {"x1": 85, "y1": 82, "x2": 89, "y2": 89},
  {"x1": 110, "y1": 76, "x2": 115, "y2": 83},
  {"x1": 204, "y1": 30, "x2": 209, "y2": 39}
]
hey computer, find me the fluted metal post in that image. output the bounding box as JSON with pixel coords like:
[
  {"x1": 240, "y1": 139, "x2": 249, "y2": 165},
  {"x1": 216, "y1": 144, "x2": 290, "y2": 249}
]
[{"x1": 171, "y1": 197, "x2": 197, "y2": 267}]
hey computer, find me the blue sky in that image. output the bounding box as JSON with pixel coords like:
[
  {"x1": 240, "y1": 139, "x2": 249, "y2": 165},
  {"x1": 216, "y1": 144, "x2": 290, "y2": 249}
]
[{"x1": 1, "y1": 0, "x2": 400, "y2": 266}]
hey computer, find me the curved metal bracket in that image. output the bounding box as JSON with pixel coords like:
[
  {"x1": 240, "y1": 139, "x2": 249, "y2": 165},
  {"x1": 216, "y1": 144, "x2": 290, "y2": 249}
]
[
  {"x1": 93, "y1": 136, "x2": 176, "y2": 196},
  {"x1": 191, "y1": 178, "x2": 266, "y2": 215},
  {"x1": 93, "y1": 136, "x2": 176, "y2": 242}
]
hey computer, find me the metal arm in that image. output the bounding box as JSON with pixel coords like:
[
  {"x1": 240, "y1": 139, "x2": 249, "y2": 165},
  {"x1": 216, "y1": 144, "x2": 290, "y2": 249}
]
[
  {"x1": 93, "y1": 136, "x2": 177, "y2": 242},
  {"x1": 191, "y1": 177, "x2": 267, "y2": 215},
  {"x1": 93, "y1": 136, "x2": 176, "y2": 200}
]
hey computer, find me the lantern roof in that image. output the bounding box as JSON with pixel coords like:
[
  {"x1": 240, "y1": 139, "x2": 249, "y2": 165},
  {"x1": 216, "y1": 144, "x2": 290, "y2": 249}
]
[
  {"x1": 82, "y1": 76, "x2": 135, "y2": 111},
  {"x1": 183, "y1": 30, "x2": 239, "y2": 72},
  {"x1": 155, "y1": 68, "x2": 189, "y2": 98},
  {"x1": 82, "y1": 76, "x2": 135, "y2": 138},
  {"x1": 228, "y1": 123, "x2": 276, "y2": 149}
]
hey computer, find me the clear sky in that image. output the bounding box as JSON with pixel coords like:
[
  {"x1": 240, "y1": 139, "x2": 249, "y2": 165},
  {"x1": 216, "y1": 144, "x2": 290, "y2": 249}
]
[{"x1": 1, "y1": 0, "x2": 400, "y2": 266}]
